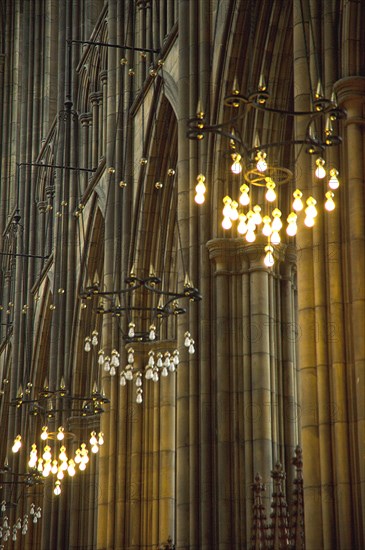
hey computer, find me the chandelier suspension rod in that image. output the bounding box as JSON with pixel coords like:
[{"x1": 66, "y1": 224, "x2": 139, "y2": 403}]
[
  {"x1": 67, "y1": 39, "x2": 160, "y2": 54},
  {"x1": 17, "y1": 161, "x2": 96, "y2": 173}
]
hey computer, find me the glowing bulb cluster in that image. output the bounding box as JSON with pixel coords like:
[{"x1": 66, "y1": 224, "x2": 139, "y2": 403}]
[
  {"x1": 194, "y1": 173, "x2": 206, "y2": 204},
  {"x1": 24, "y1": 429, "x2": 105, "y2": 496},
  {"x1": 219, "y1": 152, "x2": 341, "y2": 266},
  {"x1": 89, "y1": 431, "x2": 105, "y2": 453}
]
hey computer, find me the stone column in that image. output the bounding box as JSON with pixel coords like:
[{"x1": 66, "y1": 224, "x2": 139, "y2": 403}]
[
  {"x1": 90, "y1": 92, "x2": 103, "y2": 168},
  {"x1": 334, "y1": 75, "x2": 365, "y2": 550},
  {"x1": 79, "y1": 113, "x2": 92, "y2": 193}
]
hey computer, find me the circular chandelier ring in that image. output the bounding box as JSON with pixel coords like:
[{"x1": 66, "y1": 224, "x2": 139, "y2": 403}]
[{"x1": 244, "y1": 166, "x2": 293, "y2": 187}]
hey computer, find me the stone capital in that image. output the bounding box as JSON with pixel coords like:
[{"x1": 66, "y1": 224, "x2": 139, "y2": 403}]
[
  {"x1": 89, "y1": 91, "x2": 103, "y2": 106},
  {"x1": 334, "y1": 76, "x2": 365, "y2": 108},
  {"x1": 79, "y1": 112, "x2": 92, "y2": 126}
]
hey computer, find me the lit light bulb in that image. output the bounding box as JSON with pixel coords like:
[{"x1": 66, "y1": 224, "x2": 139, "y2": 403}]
[
  {"x1": 12, "y1": 435, "x2": 21, "y2": 453},
  {"x1": 264, "y1": 245, "x2": 275, "y2": 267},
  {"x1": 246, "y1": 229, "x2": 256, "y2": 243},
  {"x1": 265, "y1": 178, "x2": 276, "y2": 202},
  {"x1": 54, "y1": 481, "x2": 61, "y2": 496},
  {"x1": 231, "y1": 153, "x2": 242, "y2": 174},
  {"x1": 255, "y1": 150, "x2": 267, "y2": 172},
  {"x1": 91, "y1": 444, "x2": 99, "y2": 453},
  {"x1": 246, "y1": 210, "x2": 256, "y2": 231},
  {"x1": 230, "y1": 201, "x2": 239, "y2": 221},
  {"x1": 51, "y1": 460, "x2": 58, "y2": 474},
  {"x1": 328, "y1": 168, "x2": 340, "y2": 190},
  {"x1": 237, "y1": 214, "x2": 247, "y2": 235},
  {"x1": 271, "y1": 231, "x2": 281, "y2": 245},
  {"x1": 271, "y1": 208, "x2": 283, "y2": 231},
  {"x1": 252, "y1": 205, "x2": 262, "y2": 225},
  {"x1": 40, "y1": 426, "x2": 49, "y2": 440},
  {"x1": 315, "y1": 157, "x2": 326, "y2": 179},
  {"x1": 304, "y1": 216, "x2": 315, "y2": 227},
  {"x1": 42, "y1": 446, "x2": 51, "y2": 462},
  {"x1": 98, "y1": 432, "x2": 104, "y2": 446},
  {"x1": 195, "y1": 173, "x2": 206, "y2": 204},
  {"x1": 79, "y1": 461, "x2": 86, "y2": 471},
  {"x1": 59, "y1": 446, "x2": 67, "y2": 462},
  {"x1": 292, "y1": 189, "x2": 304, "y2": 211},
  {"x1": 222, "y1": 216, "x2": 232, "y2": 230},
  {"x1": 57, "y1": 426, "x2": 65, "y2": 441},
  {"x1": 286, "y1": 212, "x2": 298, "y2": 236},
  {"x1": 325, "y1": 191, "x2": 335, "y2": 211},
  {"x1": 57, "y1": 469, "x2": 64, "y2": 480},
  {"x1": 195, "y1": 193, "x2": 205, "y2": 204},
  {"x1": 195, "y1": 174, "x2": 206, "y2": 193},
  {"x1": 222, "y1": 195, "x2": 232, "y2": 218},
  {"x1": 89, "y1": 431, "x2": 97, "y2": 446},
  {"x1": 239, "y1": 184, "x2": 250, "y2": 206},
  {"x1": 67, "y1": 460, "x2": 76, "y2": 476},
  {"x1": 305, "y1": 196, "x2": 317, "y2": 218},
  {"x1": 262, "y1": 216, "x2": 272, "y2": 237}
]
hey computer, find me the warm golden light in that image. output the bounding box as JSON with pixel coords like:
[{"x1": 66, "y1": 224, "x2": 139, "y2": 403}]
[
  {"x1": 264, "y1": 245, "x2": 275, "y2": 267},
  {"x1": 325, "y1": 191, "x2": 335, "y2": 211},
  {"x1": 315, "y1": 157, "x2": 326, "y2": 179},
  {"x1": 328, "y1": 168, "x2": 340, "y2": 190},
  {"x1": 231, "y1": 153, "x2": 242, "y2": 174}
]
